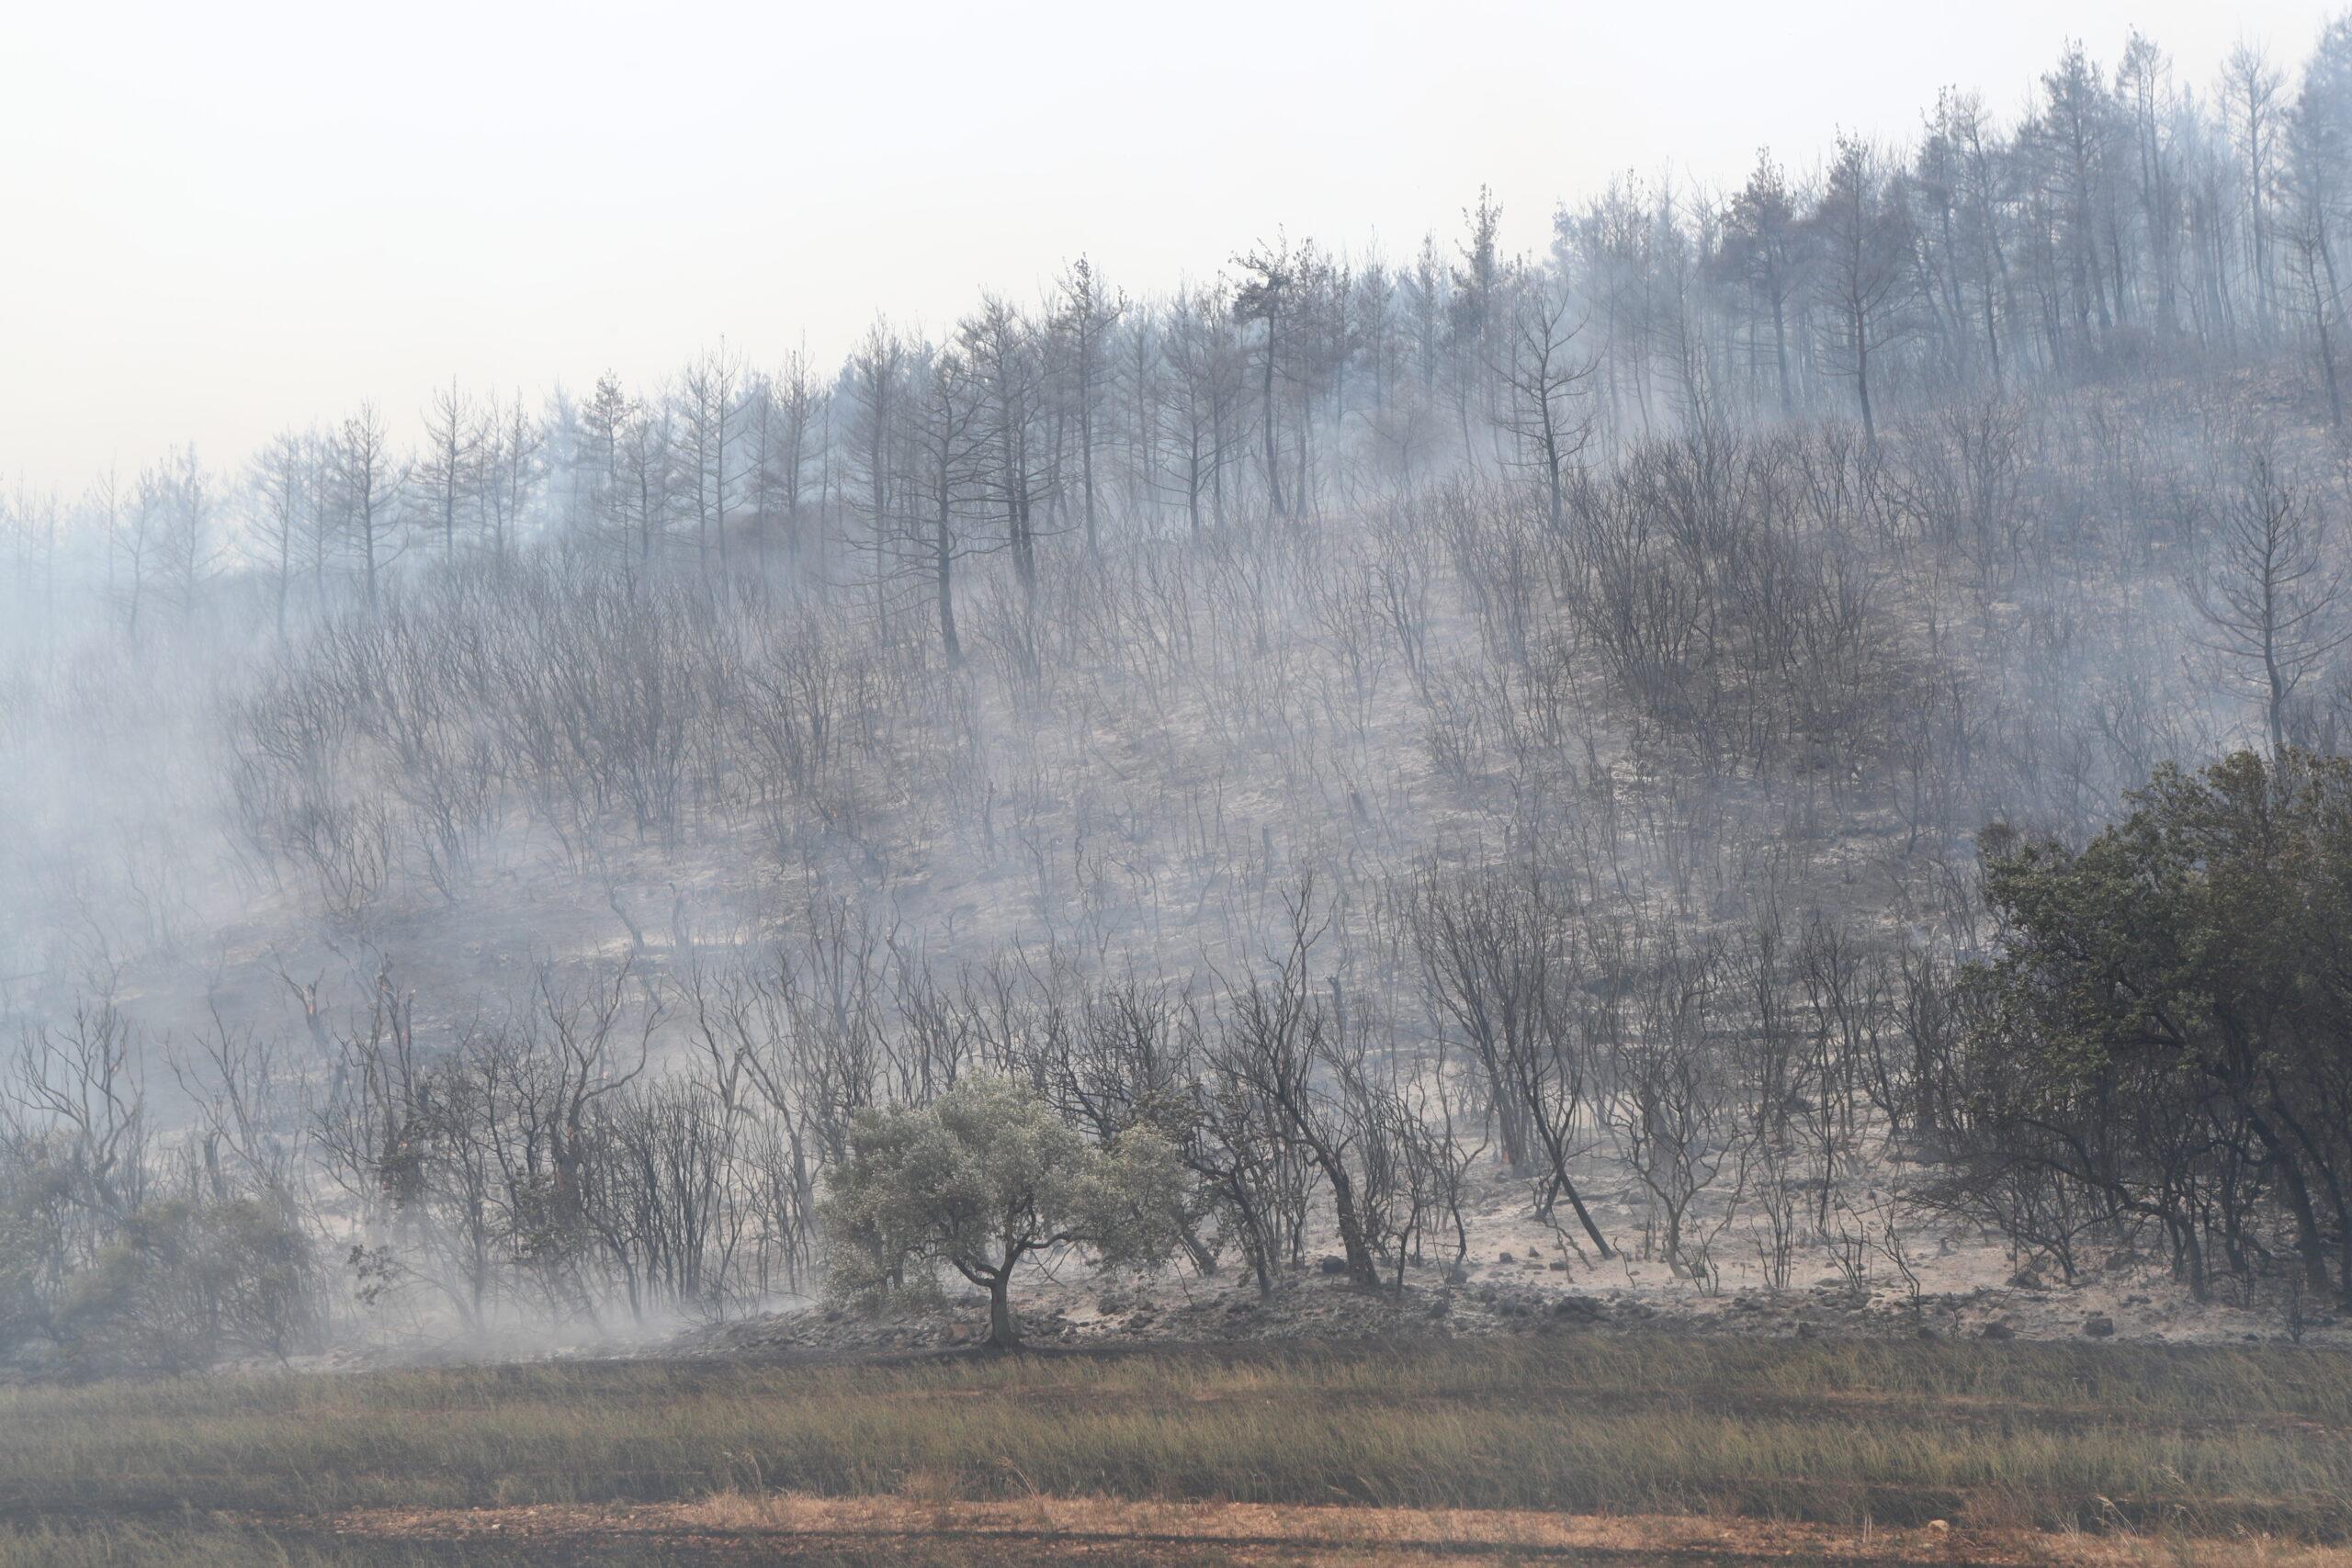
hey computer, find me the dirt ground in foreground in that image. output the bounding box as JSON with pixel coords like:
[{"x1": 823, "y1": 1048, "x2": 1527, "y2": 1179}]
[{"x1": 311, "y1": 1495, "x2": 2352, "y2": 1565}]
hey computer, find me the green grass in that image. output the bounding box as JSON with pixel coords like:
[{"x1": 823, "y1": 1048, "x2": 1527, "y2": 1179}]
[{"x1": 1, "y1": 1335, "x2": 2346, "y2": 1555}]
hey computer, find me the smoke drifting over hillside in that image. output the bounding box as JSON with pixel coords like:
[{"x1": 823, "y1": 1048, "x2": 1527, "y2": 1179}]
[{"x1": 5, "y1": 17, "x2": 2352, "y2": 1369}]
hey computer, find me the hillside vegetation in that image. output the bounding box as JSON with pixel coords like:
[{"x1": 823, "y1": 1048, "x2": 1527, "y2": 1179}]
[{"x1": 4, "y1": 21, "x2": 2352, "y2": 1371}]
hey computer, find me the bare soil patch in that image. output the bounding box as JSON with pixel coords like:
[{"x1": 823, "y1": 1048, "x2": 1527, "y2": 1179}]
[{"x1": 315, "y1": 1495, "x2": 2352, "y2": 1565}]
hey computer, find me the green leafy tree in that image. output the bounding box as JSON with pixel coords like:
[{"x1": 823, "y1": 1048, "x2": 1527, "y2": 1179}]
[
  {"x1": 824, "y1": 1076, "x2": 1183, "y2": 1348},
  {"x1": 53, "y1": 1197, "x2": 322, "y2": 1375},
  {"x1": 1963, "y1": 750, "x2": 2352, "y2": 1305}
]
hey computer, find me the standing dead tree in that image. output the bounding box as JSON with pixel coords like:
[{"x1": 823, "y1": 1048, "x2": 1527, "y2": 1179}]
[
  {"x1": 1212, "y1": 886, "x2": 1383, "y2": 1287},
  {"x1": 1407, "y1": 862, "x2": 1612, "y2": 1257},
  {"x1": 2190, "y1": 444, "x2": 2351, "y2": 753}
]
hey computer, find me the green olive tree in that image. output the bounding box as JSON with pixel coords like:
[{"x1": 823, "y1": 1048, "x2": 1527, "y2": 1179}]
[{"x1": 823, "y1": 1076, "x2": 1183, "y2": 1348}]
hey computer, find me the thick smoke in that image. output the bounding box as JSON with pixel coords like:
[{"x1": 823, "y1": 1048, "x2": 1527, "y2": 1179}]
[{"x1": 3, "y1": 21, "x2": 2351, "y2": 1364}]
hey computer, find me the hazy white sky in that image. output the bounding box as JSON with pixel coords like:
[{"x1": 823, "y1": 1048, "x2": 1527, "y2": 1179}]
[{"x1": 1, "y1": 0, "x2": 2342, "y2": 493}]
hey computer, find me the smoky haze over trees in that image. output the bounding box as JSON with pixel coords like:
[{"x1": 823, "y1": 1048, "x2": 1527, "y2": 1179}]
[{"x1": 6, "y1": 18, "x2": 2352, "y2": 1364}]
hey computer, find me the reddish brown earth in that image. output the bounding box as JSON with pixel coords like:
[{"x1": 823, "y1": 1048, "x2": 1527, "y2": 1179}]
[{"x1": 313, "y1": 1495, "x2": 2350, "y2": 1565}]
